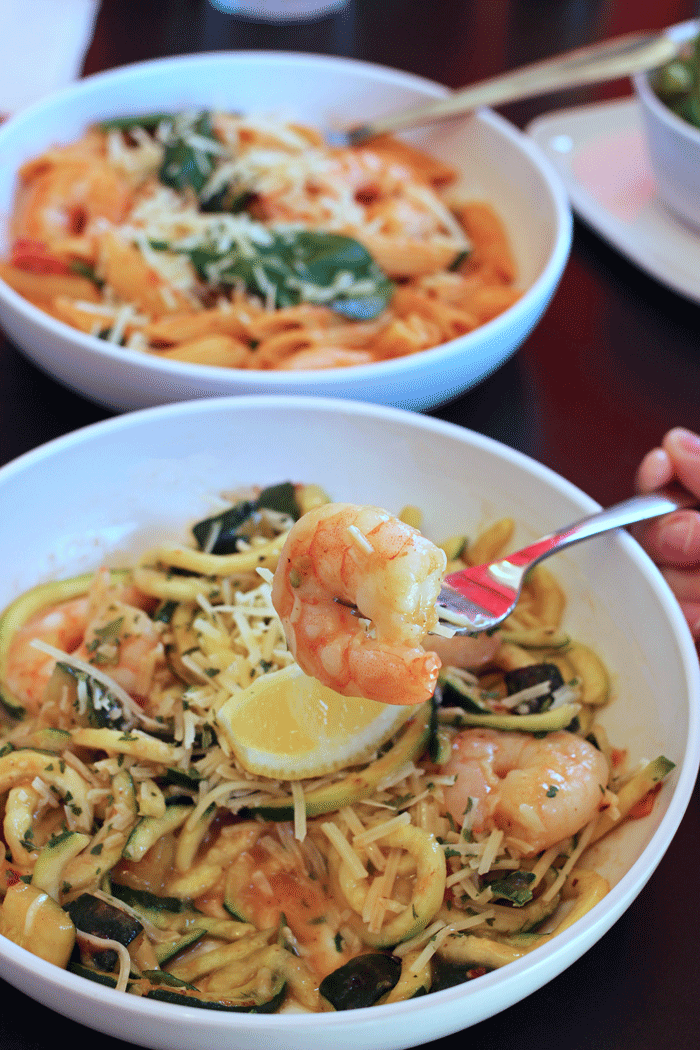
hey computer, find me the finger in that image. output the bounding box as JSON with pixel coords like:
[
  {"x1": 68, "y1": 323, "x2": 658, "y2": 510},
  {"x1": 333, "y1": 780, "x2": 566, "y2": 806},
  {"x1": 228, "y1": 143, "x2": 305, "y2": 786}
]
[
  {"x1": 659, "y1": 564, "x2": 700, "y2": 604},
  {"x1": 631, "y1": 509, "x2": 700, "y2": 567},
  {"x1": 661, "y1": 427, "x2": 700, "y2": 499},
  {"x1": 635, "y1": 446, "x2": 673, "y2": 494},
  {"x1": 676, "y1": 600, "x2": 700, "y2": 641}
]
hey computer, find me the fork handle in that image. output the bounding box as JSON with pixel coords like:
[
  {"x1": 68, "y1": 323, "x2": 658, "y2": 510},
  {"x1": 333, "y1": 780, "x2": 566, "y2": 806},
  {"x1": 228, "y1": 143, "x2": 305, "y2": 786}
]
[
  {"x1": 505, "y1": 483, "x2": 699, "y2": 570},
  {"x1": 346, "y1": 30, "x2": 679, "y2": 145}
]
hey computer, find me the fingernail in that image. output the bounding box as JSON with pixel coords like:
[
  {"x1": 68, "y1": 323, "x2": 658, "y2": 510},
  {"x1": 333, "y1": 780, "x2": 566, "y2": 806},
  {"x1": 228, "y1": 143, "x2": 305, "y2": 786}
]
[
  {"x1": 640, "y1": 448, "x2": 671, "y2": 489},
  {"x1": 669, "y1": 427, "x2": 700, "y2": 455}
]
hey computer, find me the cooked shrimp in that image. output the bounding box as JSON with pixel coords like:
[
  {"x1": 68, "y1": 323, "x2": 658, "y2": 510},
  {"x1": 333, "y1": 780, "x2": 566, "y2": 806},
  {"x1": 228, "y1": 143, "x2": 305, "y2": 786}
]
[
  {"x1": 442, "y1": 728, "x2": 609, "y2": 855},
  {"x1": 251, "y1": 145, "x2": 467, "y2": 264},
  {"x1": 73, "y1": 601, "x2": 165, "y2": 702},
  {"x1": 5, "y1": 597, "x2": 90, "y2": 715},
  {"x1": 428, "y1": 631, "x2": 501, "y2": 670},
  {"x1": 271, "y1": 503, "x2": 446, "y2": 705},
  {"x1": 5, "y1": 570, "x2": 165, "y2": 715},
  {"x1": 12, "y1": 156, "x2": 132, "y2": 257}
]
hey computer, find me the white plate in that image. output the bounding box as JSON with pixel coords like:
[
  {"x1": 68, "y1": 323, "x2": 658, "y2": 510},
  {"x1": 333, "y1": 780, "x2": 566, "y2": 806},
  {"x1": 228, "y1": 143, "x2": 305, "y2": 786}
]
[{"x1": 527, "y1": 97, "x2": 700, "y2": 304}]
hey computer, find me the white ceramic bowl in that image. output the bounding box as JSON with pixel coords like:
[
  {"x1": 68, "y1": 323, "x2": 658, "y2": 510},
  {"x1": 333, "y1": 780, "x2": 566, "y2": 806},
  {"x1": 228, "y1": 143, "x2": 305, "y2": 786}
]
[
  {"x1": 634, "y1": 20, "x2": 700, "y2": 230},
  {"x1": 0, "y1": 52, "x2": 571, "y2": 412},
  {"x1": 0, "y1": 395, "x2": 697, "y2": 1050}
]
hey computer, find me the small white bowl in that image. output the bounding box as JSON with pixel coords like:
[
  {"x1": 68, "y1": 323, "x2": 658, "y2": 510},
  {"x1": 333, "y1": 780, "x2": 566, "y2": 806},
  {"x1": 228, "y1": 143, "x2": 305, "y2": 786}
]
[
  {"x1": 634, "y1": 20, "x2": 700, "y2": 230},
  {"x1": 0, "y1": 52, "x2": 571, "y2": 412},
  {"x1": 0, "y1": 395, "x2": 697, "y2": 1050}
]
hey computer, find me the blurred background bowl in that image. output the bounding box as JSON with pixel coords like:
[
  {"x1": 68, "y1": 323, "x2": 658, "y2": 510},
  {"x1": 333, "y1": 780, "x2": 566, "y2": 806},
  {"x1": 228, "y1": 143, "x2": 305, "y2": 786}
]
[
  {"x1": 0, "y1": 394, "x2": 697, "y2": 1050},
  {"x1": 633, "y1": 20, "x2": 700, "y2": 230},
  {"x1": 0, "y1": 51, "x2": 571, "y2": 412}
]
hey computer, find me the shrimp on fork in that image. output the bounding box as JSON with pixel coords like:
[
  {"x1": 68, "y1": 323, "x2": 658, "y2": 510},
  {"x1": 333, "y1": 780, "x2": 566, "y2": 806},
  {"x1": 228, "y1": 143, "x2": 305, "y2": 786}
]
[{"x1": 271, "y1": 503, "x2": 447, "y2": 705}]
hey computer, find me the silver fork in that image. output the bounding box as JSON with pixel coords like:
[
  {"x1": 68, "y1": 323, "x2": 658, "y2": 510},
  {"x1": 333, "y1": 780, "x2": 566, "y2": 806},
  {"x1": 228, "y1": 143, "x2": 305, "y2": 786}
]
[{"x1": 437, "y1": 485, "x2": 698, "y2": 634}]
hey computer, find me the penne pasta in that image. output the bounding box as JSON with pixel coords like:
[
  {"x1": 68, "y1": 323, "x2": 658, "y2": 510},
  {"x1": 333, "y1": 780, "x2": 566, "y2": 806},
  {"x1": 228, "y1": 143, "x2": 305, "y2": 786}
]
[{"x1": 3, "y1": 111, "x2": 522, "y2": 370}]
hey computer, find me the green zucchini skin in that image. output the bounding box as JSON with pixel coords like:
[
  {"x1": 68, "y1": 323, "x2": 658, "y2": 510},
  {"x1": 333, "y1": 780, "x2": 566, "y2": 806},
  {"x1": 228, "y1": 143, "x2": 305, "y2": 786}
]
[
  {"x1": 68, "y1": 962, "x2": 122, "y2": 988},
  {"x1": 438, "y1": 702, "x2": 580, "y2": 734},
  {"x1": 319, "y1": 954, "x2": 401, "y2": 1011},
  {"x1": 154, "y1": 928, "x2": 206, "y2": 966},
  {"x1": 65, "y1": 893, "x2": 144, "y2": 974},
  {"x1": 223, "y1": 862, "x2": 252, "y2": 924},
  {"x1": 123, "y1": 803, "x2": 194, "y2": 863},
  {"x1": 31, "y1": 830, "x2": 91, "y2": 901},
  {"x1": 145, "y1": 976, "x2": 286, "y2": 1013},
  {"x1": 65, "y1": 893, "x2": 144, "y2": 945},
  {"x1": 68, "y1": 961, "x2": 282, "y2": 1011},
  {"x1": 109, "y1": 883, "x2": 188, "y2": 918}
]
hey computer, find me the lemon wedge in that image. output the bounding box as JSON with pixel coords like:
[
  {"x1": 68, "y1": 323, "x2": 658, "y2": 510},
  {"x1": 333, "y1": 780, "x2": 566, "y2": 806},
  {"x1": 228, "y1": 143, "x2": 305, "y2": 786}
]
[{"x1": 216, "y1": 663, "x2": 415, "y2": 780}]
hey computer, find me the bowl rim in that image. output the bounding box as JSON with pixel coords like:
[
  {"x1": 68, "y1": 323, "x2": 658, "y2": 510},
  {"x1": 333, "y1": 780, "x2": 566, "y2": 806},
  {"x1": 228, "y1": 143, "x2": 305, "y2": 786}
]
[
  {"x1": 0, "y1": 50, "x2": 572, "y2": 387},
  {"x1": 0, "y1": 393, "x2": 698, "y2": 1037},
  {"x1": 633, "y1": 19, "x2": 700, "y2": 145}
]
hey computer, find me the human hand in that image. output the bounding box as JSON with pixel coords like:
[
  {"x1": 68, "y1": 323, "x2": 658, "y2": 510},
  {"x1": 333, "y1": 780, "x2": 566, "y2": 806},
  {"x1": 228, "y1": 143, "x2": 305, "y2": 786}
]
[{"x1": 632, "y1": 427, "x2": 700, "y2": 642}]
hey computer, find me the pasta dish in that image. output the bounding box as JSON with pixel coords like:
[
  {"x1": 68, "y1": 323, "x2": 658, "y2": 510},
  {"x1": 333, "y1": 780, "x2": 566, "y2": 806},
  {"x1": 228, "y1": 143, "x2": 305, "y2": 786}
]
[
  {"x1": 0, "y1": 483, "x2": 672, "y2": 1013},
  {"x1": 1, "y1": 111, "x2": 520, "y2": 371}
]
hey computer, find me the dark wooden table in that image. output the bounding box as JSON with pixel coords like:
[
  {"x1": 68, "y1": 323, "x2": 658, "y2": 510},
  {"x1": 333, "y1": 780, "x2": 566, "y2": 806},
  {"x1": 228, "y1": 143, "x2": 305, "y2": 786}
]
[{"x1": 1, "y1": 1, "x2": 699, "y2": 1047}]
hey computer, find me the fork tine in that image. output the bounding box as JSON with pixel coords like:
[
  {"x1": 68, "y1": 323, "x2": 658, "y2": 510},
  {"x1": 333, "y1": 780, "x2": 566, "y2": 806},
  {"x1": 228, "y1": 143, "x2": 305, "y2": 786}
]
[{"x1": 435, "y1": 584, "x2": 498, "y2": 632}]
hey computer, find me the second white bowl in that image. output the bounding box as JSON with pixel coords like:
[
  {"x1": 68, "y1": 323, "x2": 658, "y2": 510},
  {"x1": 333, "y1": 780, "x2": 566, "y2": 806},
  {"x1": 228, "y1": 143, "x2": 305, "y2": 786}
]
[
  {"x1": 0, "y1": 52, "x2": 571, "y2": 412},
  {"x1": 634, "y1": 20, "x2": 700, "y2": 230}
]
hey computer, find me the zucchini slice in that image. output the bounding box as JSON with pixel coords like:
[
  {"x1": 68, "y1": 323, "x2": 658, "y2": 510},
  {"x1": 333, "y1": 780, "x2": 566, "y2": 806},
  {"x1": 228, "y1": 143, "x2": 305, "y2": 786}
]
[
  {"x1": 437, "y1": 702, "x2": 580, "y2": 734},
  {"x1": 438, "y1": 669, "x2": 491, "y2": 714},
  {"x1": 565, "y1": 643, "x2": 610, "y2": 706},
  {"x1": 155, "y1": 927, "x2": 207, "y2": 965},
  {"x1": 498, "y1": 626, "x2": 571, "y2": 650},
  {"x1": 62, "y1": 769, "x2": 138, "y2": 892},
  {"x1": 31, "y1": 830, "x2": 92, "y2": 901},
  {"x1": 0, "y1": 881, "x2": 76, "y2": 967},
  {"x1": 173, "y1": 802, "x2": 218, "y2": 874},
  {"x1": 320, "y1": 954, "x2": 401, "y2": 1011},
  {"x1": 246, "y1": 706, "x2": 431, "y2": 821},
  {"x1": 110, "y1": 883, "x2": 256, "y2": 940},
  {"x1": 66, "y1": 893, "x2": 143, "y2": 974},
  {"x1": 69, "y1": 962, "x2": 121, "y2": 988},
  {"x1": 23, "y1": 728, "x2": 71, "y2": 753},
  {"x1": 145, "y1": 973, "x2": 286, "y2": 1013},
  {"x1": 70, "y1": 727, "x2": 183, "y2": 766},
  {"x1": 0, "y1": 748, "x2": 94, "y2": 831},
  {"x1": 503, "y1": 662, "x2": 565, "y2": 709},
  {"x1": 191, "y1": 481, "x2": 300, "y2": 555},
  {"x1": 590, "y1": 755, "x2": 675, "y2": 844},
  {"x1": 44, "y1": 662, "x2": 130, "y2": 731},
  {"x1": 330, "y1": 824, "x2": 446, "y2": 949},
  {"x1": 123, "y1": 802, "x2": 193, "y2": 863}
]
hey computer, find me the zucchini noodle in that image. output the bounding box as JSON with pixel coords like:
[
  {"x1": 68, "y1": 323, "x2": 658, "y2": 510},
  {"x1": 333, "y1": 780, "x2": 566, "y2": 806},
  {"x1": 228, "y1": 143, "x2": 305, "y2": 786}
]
[{"x1": 0, "y1": 481, "x2": 674, "y2": 1013}]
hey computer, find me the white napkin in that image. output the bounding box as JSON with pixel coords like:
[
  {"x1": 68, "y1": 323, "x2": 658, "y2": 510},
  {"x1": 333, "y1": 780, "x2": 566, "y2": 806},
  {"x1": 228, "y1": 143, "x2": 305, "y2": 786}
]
[{"x1": 0, "y1": 0, "x2": 100, "y2": 114}]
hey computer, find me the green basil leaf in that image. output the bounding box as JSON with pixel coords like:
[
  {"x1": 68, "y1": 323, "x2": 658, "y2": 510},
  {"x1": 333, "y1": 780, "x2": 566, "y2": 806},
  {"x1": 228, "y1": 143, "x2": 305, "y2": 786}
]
[
  {"x1": 486, "y1": 870, "x2": 536, "y2": 906},
  {"x1": 177, "y1": 226, "x2": 393, "y2": 319},
  {"x1": 159, "y1": 111, "x2": 219, "y2": 196},
  {"x1": 97, "y1": 112, "x2": 174, "y2": 133}
]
